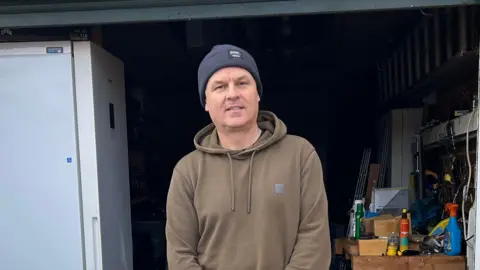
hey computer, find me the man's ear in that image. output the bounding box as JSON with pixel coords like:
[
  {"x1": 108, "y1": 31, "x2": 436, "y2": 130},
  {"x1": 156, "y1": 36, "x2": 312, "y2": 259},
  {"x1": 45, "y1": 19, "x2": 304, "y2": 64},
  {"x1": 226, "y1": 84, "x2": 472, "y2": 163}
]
[{"x1": 205, "y1": 100, "x2": 209, "y2": 112}]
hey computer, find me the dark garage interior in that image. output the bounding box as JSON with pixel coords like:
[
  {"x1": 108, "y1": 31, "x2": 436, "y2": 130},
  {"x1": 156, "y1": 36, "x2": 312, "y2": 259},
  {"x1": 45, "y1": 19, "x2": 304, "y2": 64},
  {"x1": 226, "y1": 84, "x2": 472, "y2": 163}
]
[
  {"x1": 100, "y1": 9, "x2": 423, "y2": 219},
  {"x1": 1, "y1": 4, "x2": 477, "y2": 269},
  {"x1": 98, "y1": 9, "x2": 427, "y2": 269}
]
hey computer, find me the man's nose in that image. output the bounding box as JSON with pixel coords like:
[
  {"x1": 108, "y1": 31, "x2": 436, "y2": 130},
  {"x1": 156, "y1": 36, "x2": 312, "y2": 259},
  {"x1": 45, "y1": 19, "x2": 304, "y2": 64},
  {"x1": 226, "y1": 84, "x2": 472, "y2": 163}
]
[{"x1": 226, "y1": 83, "x2": 240, "y2": 99}]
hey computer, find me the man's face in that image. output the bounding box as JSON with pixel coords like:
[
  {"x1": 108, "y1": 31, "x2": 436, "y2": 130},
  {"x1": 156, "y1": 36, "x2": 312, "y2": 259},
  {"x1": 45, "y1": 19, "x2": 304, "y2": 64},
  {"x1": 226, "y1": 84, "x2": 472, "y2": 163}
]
[{"x1": 205, "y1": 67, "x2": 260, "y2": 130}]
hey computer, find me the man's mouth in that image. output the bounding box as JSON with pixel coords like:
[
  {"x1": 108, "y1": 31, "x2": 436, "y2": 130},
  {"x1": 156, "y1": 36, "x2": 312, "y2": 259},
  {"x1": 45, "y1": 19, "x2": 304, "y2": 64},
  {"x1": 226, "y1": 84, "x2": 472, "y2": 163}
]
[{"x1": 226, "y1": 106, "x2": 244, "y2": 111}]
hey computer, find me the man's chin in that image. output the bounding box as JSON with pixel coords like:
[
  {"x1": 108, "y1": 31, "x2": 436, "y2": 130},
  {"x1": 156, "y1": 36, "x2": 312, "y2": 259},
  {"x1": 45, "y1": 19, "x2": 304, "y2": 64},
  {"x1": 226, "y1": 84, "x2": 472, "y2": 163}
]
[{"x1": 224, "y1": 120, "x2": 249, "y2": 129}]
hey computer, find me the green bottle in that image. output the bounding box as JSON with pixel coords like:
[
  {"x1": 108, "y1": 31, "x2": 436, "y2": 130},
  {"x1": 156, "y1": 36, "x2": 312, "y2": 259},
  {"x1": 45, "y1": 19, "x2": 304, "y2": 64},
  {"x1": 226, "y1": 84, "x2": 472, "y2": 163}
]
[{"x1": 355, "y1": 202, "x2": 364, "y2": 239}]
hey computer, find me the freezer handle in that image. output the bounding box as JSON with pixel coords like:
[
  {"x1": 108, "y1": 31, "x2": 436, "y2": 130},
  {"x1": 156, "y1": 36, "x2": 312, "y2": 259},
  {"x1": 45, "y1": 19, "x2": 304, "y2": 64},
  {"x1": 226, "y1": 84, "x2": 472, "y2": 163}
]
[{"x1": 92, "y1": 216, "x2": 102, "y2": 270}]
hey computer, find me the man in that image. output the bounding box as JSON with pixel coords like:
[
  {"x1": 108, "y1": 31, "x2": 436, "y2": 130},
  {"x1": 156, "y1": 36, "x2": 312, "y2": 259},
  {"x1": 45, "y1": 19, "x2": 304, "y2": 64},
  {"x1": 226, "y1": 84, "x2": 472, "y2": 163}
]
[{"x1": 166, "y1": 44, "x2": 331, "y2": 270}]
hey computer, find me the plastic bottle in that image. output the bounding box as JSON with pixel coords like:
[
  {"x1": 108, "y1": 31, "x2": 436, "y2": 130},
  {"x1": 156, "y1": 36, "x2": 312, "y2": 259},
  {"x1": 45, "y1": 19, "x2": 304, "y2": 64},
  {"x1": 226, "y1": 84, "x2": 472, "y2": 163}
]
[
  {"x1": 399, "y1": 209, "x2": 409, "y2": 252},
  {"x1": 386, "y1": 232, "x2": 398, "y2": 256},
  {"x1": 355, "y1": 202, "x2": 364, "y2": 239},
  {"x1": 351, "y1": 199, "x2": 363, "y2": 238},
  {"x1": 444, "y1": 203, "x2": 461, "y2": 256}
]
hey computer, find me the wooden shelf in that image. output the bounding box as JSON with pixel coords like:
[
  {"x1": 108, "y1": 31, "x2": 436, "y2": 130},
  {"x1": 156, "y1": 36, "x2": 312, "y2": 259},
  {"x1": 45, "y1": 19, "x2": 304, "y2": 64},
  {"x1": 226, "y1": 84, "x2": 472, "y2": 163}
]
[{"x1": 352, "y1": 255, "x2": 465, "y2": 270}]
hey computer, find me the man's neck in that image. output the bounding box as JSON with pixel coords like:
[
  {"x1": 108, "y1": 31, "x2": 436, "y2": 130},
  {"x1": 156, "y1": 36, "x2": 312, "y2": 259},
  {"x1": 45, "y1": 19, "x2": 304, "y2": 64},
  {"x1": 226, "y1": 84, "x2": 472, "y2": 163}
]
[{"x1": 218, "y1": 124, "x2": 261, "y2": 151}]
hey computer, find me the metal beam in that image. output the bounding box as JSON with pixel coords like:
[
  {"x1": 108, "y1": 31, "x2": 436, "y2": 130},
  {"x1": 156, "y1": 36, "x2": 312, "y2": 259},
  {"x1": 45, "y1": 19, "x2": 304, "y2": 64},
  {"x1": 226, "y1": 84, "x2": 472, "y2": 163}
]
[
  {"x1": 0, "y1": 0, "x2": 279, "y2": 14},
  {"x1": 0, "y1": 0, "x2": 477, "y2": 28}
]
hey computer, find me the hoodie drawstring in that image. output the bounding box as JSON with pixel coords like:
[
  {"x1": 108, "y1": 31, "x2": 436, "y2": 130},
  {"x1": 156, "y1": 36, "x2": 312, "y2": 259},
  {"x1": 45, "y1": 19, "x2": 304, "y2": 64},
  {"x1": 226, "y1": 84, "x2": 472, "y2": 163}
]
[
  {"x1": 226, "y1": 151, "x2": 256, "y2": 214},
  {"x1": 227, "y1": 153, "x2": 235, "y2": 211},
  {"x1": 247, "y1": 151, "x2": 256, "y2": 214}
]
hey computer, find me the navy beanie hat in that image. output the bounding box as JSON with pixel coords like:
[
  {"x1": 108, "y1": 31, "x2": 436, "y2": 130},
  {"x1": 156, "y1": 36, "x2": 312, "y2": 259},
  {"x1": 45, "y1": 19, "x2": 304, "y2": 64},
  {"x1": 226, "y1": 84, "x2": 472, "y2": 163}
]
[{"x1": 197, "y1": 44, "x2": 263, "y2": 107}]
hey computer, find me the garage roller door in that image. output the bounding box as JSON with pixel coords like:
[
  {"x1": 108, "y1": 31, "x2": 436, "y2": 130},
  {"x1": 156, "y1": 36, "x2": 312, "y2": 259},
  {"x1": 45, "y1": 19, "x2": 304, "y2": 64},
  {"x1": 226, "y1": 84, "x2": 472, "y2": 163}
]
[{"x1": 0, "y1": 0, "x2": 476, "y2": 28}]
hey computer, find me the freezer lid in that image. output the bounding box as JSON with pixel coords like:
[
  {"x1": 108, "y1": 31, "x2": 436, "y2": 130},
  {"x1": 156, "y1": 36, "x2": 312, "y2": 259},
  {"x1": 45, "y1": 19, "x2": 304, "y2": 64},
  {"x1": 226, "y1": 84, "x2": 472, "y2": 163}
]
[{"x1": 0, "y1": 41, "x2": 71, "y2": 55}]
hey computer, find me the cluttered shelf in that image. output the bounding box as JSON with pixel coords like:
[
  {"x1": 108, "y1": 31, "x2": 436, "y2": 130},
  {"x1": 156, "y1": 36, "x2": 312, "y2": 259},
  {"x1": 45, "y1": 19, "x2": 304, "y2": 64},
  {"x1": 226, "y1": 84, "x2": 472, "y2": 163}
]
[
  {"x1": 340, "y1": 7, "x2": 479, "y2": 268},
  {"x1": 422, "y1": 109, "x2": 478, "y2": 148},
  {"x1": 337, "y1": 145, "x2": 472, "y2": 268},
  {"x1": 341, "y1": 103, "x2": 478, "y2": 268}
]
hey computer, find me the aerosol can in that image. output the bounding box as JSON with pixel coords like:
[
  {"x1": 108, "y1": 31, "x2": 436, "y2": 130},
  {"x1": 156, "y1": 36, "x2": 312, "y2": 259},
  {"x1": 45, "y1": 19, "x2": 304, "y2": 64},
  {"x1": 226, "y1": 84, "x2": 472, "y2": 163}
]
[{"x1": 399, "y1": 209, "x2": 409, "y2": 252}]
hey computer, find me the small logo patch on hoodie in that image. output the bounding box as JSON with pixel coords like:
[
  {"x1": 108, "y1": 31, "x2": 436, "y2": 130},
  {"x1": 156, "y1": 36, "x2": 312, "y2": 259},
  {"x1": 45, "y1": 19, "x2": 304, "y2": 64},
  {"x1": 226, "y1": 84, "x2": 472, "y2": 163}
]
[{"x1": 274, "y1": 184, "x2": 285, "y2": 195}]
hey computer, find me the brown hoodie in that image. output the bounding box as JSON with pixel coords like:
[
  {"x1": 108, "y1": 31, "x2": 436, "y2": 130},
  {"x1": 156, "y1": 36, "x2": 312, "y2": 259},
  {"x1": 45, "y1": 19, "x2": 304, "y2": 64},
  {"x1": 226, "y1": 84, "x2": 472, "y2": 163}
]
[{"x1": 166, "y1": 111, "x2": 331, "y2": 270}]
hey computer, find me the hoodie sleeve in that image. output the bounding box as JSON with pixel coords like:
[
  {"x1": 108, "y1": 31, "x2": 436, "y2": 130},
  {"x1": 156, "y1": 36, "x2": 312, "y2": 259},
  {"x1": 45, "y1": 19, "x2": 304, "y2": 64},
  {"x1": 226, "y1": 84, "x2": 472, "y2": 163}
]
[
  {"x1": 286, "y1": 150, "x2": 331, "y2": 270},
  {"x1": 165, "y1": 168, "x2": 203, "y2": 270}
]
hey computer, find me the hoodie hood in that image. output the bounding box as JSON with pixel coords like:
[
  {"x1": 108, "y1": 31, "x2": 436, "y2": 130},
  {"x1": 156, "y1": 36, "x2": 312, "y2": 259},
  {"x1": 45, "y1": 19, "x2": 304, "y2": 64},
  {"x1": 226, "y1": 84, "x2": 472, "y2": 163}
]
[
  {"x1": 193, "y1": 110, "x2": 287, "y2": 213},
  {"x1": 194, "y1": 110, "x2": 287, "y2": 157}
]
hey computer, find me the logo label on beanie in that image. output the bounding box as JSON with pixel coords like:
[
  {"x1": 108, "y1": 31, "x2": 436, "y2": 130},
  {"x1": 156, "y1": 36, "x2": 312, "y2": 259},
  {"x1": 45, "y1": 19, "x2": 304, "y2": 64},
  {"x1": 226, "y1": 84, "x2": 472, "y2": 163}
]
[{"x1": 228, "y1": 50, "x2": 243, "y2": 59}]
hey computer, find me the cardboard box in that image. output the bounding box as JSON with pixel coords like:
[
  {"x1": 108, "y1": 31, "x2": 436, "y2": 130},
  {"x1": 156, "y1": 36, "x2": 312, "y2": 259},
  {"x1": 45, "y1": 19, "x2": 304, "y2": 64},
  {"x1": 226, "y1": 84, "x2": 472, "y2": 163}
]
[
  {"x1": 364, "y1": 214, "x2": 400, "y2": 237},
  {"x1": 357, "y1": 239, "x2": 388, "y2": 256}
]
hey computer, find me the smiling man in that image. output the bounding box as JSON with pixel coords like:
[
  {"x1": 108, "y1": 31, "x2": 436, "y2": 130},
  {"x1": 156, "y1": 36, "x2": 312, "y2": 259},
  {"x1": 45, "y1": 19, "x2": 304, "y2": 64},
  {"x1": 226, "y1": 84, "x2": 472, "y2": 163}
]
[{"x1": 165, "y1": 44, "x2": 331, "y2": 270}]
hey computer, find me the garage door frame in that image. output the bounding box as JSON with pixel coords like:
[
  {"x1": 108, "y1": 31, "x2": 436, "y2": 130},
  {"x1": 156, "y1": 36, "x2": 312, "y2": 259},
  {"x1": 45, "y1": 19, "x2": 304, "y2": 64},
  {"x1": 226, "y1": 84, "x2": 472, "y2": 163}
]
[
  {"x1": 2, "y1": 0, "x2": 480, "y2": 268},
  {"x1": 0, "y1": 0, "x2": 477, "y2": 28}
]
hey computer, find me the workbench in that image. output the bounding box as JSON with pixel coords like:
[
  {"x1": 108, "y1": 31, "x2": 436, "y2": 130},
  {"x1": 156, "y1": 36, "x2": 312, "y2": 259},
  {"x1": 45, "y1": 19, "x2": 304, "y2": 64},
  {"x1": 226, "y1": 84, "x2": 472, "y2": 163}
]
[
  {"x1": 352, "y1": 255, "x2": 465, "y2": 270},
  {"x1": 335, "y1": 238, "x2": 466, "y2": 269}
]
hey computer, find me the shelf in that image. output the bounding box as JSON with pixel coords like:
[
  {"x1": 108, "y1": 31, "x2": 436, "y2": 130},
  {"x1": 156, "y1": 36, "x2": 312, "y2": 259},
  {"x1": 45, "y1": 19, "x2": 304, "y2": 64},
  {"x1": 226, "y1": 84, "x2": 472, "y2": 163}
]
[{"x1": 422, "y1": 110, "x2": 478, "y2": 148}]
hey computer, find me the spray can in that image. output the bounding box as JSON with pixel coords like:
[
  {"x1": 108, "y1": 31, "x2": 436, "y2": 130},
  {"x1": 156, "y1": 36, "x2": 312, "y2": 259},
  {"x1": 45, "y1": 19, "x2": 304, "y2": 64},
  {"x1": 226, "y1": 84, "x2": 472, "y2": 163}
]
[{"x1": 399, "y1": 209, "x2": 409, "y2": 252}]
